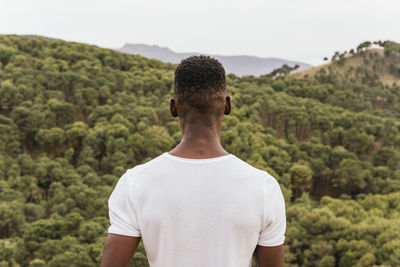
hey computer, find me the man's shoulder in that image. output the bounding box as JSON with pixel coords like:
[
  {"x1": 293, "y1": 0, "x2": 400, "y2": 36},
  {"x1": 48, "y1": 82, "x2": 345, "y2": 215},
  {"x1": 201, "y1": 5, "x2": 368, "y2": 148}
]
[
  {"x1": 229, "y1": 154, "x2": 279, "y2": 185},
  {"x1": 125, "y1": 153, "x2": 166, "y2": 176},
  {"x1": 122, "y1": 152, "x2": 278, "y2": 186}
]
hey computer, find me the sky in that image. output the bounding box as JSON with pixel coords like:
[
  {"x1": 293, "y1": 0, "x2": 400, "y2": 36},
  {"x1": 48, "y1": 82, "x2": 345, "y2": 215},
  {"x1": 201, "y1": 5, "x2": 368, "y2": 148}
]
[{"x1": 1, "y1": 0, "x2": 400, "y2": 65}]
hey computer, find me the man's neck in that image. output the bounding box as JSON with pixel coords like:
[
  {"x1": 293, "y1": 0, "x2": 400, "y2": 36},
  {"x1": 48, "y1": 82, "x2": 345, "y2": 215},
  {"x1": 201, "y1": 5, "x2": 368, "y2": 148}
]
[{"x1": 168, "y1": 114, "x2": 229, "y2": 159}]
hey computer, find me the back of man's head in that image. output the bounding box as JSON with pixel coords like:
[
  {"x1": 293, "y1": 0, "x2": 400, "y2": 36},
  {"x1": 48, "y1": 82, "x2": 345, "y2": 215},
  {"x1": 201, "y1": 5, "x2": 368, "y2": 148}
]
[{"x1": 174, "y1": 55, "x2": 226, "y2": 113}]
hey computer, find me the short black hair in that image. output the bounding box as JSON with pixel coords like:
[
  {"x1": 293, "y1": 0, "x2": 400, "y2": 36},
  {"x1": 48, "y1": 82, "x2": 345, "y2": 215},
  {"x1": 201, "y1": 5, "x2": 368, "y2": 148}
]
[{"x1": 174, "y1": 55, "x2": 226, "y2": 109}]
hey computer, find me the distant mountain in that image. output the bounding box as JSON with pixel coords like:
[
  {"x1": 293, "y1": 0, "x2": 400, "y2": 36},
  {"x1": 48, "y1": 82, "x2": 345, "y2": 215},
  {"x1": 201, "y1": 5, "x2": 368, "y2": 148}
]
[{"x1": 116, "y1": 44, "x2": 312, "y2": 77}]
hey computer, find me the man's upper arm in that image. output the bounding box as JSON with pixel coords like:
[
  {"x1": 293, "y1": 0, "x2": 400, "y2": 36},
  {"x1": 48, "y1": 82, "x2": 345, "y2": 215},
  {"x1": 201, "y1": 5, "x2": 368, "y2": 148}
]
[
  {"x1": 257, "y1": 177, "x2": 286, "y2": 247},
  {"x1": 256, "y1": 176, "x2": 286, "y2": 266},
  {"x1": 101, "y1": 234, "x2": 141, "y2": 267},
  {"x1": 101, "y1": 170, "x2": 142, "y2": 266},
  {"x1": 107, "y1": 170, "x2": 141, "y2": 237},
  {"x1": 254, "y1": 244, "x2": 284, "y2": 267}
]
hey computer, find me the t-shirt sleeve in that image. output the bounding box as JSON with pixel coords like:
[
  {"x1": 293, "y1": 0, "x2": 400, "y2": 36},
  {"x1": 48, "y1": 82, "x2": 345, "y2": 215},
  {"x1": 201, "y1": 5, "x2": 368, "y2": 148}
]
[
  {"x1": 107, "y1": 170, "x2": 141, "y2": 237},
  {"x1": 257, "y1": 176, "x2": 286, "y2": 246}
]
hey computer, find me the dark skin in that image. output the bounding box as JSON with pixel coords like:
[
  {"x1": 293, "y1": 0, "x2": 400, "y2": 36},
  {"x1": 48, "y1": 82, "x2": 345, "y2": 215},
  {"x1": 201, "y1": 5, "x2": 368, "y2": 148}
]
[
  {"x1": 100, "y1": 234, "x2": 140, "y2": 267},
  {"x1": 167, "y1": 92, "x2": 232, "y2": 159},
  {"x1": 100, "y1": 92, "x2": 284, "y2": 266}
]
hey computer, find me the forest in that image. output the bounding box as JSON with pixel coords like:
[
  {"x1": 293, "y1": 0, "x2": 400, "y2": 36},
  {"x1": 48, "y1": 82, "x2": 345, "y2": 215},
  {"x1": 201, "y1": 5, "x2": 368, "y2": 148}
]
[{"x1": 0, "y1": 34, "x2": 400, "y2": 266}]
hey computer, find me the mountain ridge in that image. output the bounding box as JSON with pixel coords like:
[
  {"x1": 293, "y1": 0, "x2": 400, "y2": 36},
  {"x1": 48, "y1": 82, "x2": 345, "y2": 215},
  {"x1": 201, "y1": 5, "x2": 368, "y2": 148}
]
[{"x1": 117, "y1": 43, "x2": 312, "y2": 77}]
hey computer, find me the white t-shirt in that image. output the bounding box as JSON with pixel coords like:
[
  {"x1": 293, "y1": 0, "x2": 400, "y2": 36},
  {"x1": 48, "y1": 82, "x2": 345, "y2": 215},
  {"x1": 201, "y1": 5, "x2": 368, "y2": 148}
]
[{"x1": 108, "y1": 152, "x2": 286, "y2": 267}]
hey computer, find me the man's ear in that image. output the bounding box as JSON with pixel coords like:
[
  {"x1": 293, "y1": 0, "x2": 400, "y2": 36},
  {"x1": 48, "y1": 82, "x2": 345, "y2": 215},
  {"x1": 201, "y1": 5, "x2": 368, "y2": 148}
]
[
  {"x1": 169, "y1": 98, "x2": 179, "y2": 117},
  {"x1": 224, "y1": 95, "x2": 232, "y2": 115}
]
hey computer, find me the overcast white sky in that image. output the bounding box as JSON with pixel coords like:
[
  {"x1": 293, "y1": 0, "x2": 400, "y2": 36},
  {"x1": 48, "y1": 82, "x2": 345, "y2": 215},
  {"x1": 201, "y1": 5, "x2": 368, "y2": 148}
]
[{"x1": 1, "y1": 0, "x2": 399, "y2": 65}]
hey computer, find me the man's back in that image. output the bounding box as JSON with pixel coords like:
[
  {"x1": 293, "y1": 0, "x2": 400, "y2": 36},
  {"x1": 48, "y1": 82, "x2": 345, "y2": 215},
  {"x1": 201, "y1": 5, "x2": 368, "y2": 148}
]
[{"x1": 107, "y1": 152, "x2": 286, "y2": 267}]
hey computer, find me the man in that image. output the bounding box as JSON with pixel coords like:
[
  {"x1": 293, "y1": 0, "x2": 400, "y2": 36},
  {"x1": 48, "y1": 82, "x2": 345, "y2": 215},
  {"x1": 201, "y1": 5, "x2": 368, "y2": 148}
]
[{"x1": 101, "y1": 56, "x2": 286, "y2": 267}]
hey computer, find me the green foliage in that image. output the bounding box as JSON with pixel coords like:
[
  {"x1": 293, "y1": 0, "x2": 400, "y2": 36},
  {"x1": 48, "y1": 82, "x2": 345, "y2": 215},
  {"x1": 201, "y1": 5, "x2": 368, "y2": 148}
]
[
  {"x1": 1, "y1": 35, "x2": 400, "y2": 266},
  {"x1": 289, "y1": 163, "x2": 312, "y2": 197}
]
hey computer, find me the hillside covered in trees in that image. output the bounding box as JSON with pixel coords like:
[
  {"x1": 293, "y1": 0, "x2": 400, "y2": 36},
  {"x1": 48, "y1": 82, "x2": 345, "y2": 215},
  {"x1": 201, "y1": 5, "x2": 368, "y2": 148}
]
[
  {"x1": 293, "y1": 40, "x2": 400, "y2": 87},
  {"x1": 1, "y1": 35, "x2": 400, "y2": 266}
]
